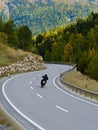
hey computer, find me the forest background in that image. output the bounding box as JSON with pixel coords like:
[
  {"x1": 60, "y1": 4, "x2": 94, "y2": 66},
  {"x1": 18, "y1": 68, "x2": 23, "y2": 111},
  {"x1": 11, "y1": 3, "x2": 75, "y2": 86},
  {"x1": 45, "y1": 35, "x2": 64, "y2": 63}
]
[
  {"x1": 1, "y1": 0, "x2": 98, "y2": 35},
  {"x1": 0, "y1": 12, "x2": 98, "y2": 81},
  {"x1": 0, "y1": 0, "x2": 98, "y2": 80},
  {"x1": 0, "y1": 1, "x2": 98, "y2": 129}
]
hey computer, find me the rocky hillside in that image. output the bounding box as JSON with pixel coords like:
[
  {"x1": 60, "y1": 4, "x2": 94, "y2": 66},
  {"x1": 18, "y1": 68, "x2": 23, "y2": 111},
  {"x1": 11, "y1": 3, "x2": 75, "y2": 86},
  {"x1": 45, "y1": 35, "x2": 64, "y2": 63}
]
[
  {"x1": 0, "y1": 0, "x2": 98, "y2": 35},
  {"x1": 0, "y1": 39, "x2": 45, "y2": 77},
  {"x1": 0, "y1": 54, "x2": 45, "y2": 77}
]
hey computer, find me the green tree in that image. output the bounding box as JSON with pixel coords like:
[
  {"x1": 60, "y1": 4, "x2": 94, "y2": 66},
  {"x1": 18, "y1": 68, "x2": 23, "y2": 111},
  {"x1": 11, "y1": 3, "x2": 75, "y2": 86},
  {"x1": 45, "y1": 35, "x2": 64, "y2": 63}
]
[
  {"x1": 50, "y1": 42, "x2": 63, "y2": 61},
  {"x1": 36, "y1": 33, "x2": 43, "y2": 45},
  {"x1": 0, "y1": 18, "x2": 5, "y2": 32},
  {"x1": 63, "y1": 43, "x2": 73, "y2": 62},
  {"x1": 44, "y1": 50, "x2": 51, "y2": 61},
  {"x1": 73, "y1": 33, "x2": 85, "y2": 63},
  {"x1": 37, "y1": 43, "x2": 45, "y2": 58},
  {"x1": 77, "y1": 51, "x2": 89, "y2": 74},
  {"x1": 86, "y1": 54, "x2": 98, "y2": 81},
  {"x1": 86, "y1": 28, "x2": 96, "y2": 49},
  {"x1": 43, "y1": 36, "x2": 53, "y2": 51},
  {"x1": 88, "y1": 48, "x2": 96, "y2": 61},
  {"x1": 94, "y1": 25, "x2": 98, "y2": 50},
  {"x1": 0, "y1": 32, "x2": 8, "y2": 44},
  {"x1": 17, "y1": 25, "x2": 32, "y2": 51},
  {"x1": 4, "y1": 19, "x2": 18, "y2": 48}
]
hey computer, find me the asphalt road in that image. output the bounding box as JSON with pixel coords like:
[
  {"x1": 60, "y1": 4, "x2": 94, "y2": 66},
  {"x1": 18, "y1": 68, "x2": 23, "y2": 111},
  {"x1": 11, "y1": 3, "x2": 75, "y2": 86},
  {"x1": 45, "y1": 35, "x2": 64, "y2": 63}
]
[{"x1": 0, "y1": 64, "x2": 98, "y2": 130}]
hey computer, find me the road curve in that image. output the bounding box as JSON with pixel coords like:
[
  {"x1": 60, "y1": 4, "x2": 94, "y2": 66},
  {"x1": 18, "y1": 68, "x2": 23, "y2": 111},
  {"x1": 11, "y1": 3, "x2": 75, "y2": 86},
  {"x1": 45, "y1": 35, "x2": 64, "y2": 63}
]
[{"x1": 1, "y1": 64, "x2": 98, "y2": 130}]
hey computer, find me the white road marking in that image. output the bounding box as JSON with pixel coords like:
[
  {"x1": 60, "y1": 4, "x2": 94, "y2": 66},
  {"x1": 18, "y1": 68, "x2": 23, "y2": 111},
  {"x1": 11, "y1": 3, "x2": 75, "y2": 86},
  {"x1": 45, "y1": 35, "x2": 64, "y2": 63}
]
[
  {"x1": 33, "y1": 77, "x2": 35, "y2": 80},
  {"x1": 37, "y1": 93, "x2": 43, "y2": 98},
  {"x1": 29, "y1": 81, "x2": 32, "y2": 84},
  {"x1": 53, "y1": 75, "x2": 98, "y2": 107},
  {"x1": 2, "y1": 66, "x2": 98, "y2": 130},
  {"x1": 2, "y1": 76, "x2": 46, "y2": 130},
  {"x1": 56, "y1": 105, "x2": 69, "y2": 113},
  {"x1": 31, "y1": 86, "x2": 33, "y2": 90}
]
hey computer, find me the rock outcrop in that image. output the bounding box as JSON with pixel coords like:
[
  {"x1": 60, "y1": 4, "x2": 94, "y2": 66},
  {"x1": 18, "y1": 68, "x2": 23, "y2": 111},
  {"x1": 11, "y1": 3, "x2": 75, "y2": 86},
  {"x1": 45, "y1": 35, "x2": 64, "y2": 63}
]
[{"x1": 0, "y1": 54, "x2": 46, "y2": 77}]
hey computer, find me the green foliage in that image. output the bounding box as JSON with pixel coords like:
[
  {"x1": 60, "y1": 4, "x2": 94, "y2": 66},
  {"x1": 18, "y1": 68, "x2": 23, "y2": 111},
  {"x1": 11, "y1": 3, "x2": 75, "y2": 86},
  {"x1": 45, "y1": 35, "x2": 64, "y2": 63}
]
[
  {"x1": 0, "y1": 17, "x2": 34, "y2": 52},
  {"x1": 51, "y1": 42, "x2": 64, "y2": 61},
  {"x1": 36, "y1": 33, "x2": 44, "y2": 45},
  {"x1": 6, "y1": 0, "x2": 98, "y2": 35},
  {"x1": 17, "y1": 25, "x2": 32, "y2": 51},
  {"x1": 86, "y1": 54, "x2": 98, "y2": 80},
  {"x1": 77, "y1": 51, "x2": 89, "y2": 73},
  {"x1": 35, "y1": 12, "x2": 98, "y2": 81},
  {"x1": 0, "y1": 32, "x2": 8, "y2": 44},
  {"x1": 0, "y1": 38, "x2": 29, "y2": 67},
  {"x1": 4, "y1": 19, "x2": 19, "y2": 48},
  {"x1": 63, "y1": 43, "x2": 73, "y2": 62},
  {"x1": 0, "y1": 10, "x2": 98, "y2": 80},
  {"x1": 0, "y1": 18, "x2": 5, "y2": 32}
]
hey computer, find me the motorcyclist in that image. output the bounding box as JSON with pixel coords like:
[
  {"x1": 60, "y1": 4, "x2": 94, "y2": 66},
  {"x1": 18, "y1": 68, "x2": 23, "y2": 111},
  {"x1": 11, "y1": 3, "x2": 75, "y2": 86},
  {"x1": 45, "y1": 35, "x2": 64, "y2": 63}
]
[{"x1": 42, "y1": 74, "x2": 48, "y2": 83}]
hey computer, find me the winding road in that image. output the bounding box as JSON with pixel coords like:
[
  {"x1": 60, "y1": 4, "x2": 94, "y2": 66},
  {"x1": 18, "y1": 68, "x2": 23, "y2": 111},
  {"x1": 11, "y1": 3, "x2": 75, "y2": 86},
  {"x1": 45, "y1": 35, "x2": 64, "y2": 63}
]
[{"x1": 0, "y1": 64, "x2": 98, "y2": 130}]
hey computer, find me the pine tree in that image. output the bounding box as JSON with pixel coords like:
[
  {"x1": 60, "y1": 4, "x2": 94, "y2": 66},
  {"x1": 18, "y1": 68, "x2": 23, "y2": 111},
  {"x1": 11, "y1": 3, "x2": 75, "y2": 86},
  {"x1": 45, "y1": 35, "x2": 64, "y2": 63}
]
[
  {"x1": 86, "y1": 54, "x2": 98, "y2": 81},
  {"x1": 4, "y1": 18, "x2": 18, "y2": 48},
  {"x1": 17, "y1": 25, "x2": 32, "y2": 51}
]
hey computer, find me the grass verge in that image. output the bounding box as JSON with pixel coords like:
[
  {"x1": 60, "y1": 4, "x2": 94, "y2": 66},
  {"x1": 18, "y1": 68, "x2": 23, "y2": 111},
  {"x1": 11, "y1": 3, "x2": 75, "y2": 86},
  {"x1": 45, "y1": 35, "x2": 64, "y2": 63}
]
[
  {"x1": 63, "y1": 70, "x2": 98, "y2": 93},
  {"x1": 0, "y1": 104, "x2": 24, "y2": 130}
]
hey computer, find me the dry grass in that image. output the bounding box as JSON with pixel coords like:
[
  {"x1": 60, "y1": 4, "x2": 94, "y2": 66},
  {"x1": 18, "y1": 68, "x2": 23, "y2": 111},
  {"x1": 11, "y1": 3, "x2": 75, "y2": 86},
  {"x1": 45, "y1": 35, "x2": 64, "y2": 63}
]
[
  {"x1": 0, "y1": 42, "x2": 31, "y2": 66},
  {"x1": 63, "y1": 70, "x2": 98, "y2": 93},
  {"x1": 0, "y1": 105, "x2": 23, "y2": 130}
]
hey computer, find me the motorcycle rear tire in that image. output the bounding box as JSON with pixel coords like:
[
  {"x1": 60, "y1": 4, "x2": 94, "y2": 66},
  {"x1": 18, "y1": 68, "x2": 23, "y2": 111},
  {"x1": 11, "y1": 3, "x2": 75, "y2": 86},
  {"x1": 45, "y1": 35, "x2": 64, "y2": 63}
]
[{"x1": 41, "y1": 80, "x2": 45, "y2": 88}]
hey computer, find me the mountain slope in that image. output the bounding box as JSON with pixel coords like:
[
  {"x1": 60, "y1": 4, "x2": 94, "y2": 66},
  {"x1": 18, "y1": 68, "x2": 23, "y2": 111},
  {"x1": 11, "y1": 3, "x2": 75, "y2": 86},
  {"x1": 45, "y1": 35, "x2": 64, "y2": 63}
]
[{"x1": 0, "y1": 0, "x2": 98, "y2": 35}]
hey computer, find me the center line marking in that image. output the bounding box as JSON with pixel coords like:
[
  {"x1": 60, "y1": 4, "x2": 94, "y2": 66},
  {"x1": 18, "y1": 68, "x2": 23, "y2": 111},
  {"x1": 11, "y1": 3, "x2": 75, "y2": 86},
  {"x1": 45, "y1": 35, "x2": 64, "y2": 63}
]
[
  {"x1": 56, "y1": 105, "x2": 69, "y2": 113},
  {"x1": 29, "y1": 81, "x2": 32, "y2": 84},
  {"x1": 31, "y1": 86, "x2": 33, "y2": 90},
  {"x1": 37, "y1": 94, "x2": 43, "y2": 98}
]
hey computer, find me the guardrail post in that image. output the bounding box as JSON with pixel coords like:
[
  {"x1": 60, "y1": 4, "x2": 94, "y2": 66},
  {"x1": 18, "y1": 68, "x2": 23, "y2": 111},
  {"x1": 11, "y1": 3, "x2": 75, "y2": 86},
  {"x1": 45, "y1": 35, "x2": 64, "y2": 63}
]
[{"x1": 60, "y1": 64, "x2": 98, "y2": 101}]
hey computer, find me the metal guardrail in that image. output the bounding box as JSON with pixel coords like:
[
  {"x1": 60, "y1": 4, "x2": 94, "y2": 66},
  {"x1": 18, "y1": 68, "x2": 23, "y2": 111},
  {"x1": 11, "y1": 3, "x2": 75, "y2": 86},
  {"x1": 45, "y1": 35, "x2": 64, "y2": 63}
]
[{"x1": 60, "y1": 64, "x2": 98, "y2": 100}]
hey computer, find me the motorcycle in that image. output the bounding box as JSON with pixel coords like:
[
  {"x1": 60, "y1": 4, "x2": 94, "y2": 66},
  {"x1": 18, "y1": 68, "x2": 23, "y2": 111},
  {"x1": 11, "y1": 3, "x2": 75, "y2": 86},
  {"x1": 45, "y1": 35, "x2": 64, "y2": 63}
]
[
  {"x1": 40, "y1": 74, "x2": 48, "y2": 88},
  {"x1": 41, "y1": 79, "x2": 46, "y2": 88}
]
